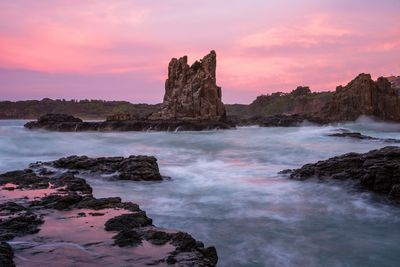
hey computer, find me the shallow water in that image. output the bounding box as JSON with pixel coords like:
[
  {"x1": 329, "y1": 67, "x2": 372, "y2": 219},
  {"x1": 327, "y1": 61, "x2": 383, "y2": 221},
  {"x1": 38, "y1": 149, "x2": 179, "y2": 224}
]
[{"x1": 1, "y1": 117, "x2": 400, "y2": 267}]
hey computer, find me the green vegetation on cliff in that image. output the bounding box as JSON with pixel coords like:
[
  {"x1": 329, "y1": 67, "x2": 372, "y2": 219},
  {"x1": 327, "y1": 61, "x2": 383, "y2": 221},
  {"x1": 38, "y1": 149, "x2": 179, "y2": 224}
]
[
  {"x1": 0, "y1": 98, "x2": 159, "y2": 119},
  {"x1": 226, "y1": 87, "x2": 333, "y2": 117}
]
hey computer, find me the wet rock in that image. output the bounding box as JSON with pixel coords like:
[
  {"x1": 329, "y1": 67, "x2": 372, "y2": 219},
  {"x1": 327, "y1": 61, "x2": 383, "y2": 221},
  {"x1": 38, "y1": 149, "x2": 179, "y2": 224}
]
[
  {"x1": 35, "y1": 193, "x2": 84, "y2": 210},
  {"x1": 0, "y1": 242, "x2": 15, "y2": 267},
  {"x1": 2, "y1": 187, "x2": 14, "y2": 191},
  {"x1": 47, "y1": 155, "x2": 163, "y2": 181},
  {"x1": 104, "y1": 212, "x2": 153, "y2": 231},
  {"x1": 328, "y1": 131, "x2": 400, "y2": 143},
  {"x1": 0, "y1": 213, "x2": 43, "y2": 241},
  {"x1": 75, "y1": 197, "x2": 121, "y2": 209},
  {"x1": 0, "y1": 202, "x2": 27, "y2": 214},
  {"x1": 25, "y1": 115, "x2": 231, "y2": 132},
  {"x1": 51, "y1": 172, "x2": 93, "y2": 195},
  {"x1": 199, "y1": 246, "x2": 218, "y2": 265},
  {"x1": 112, "y1": 229, "x2": 143, "y2": 247},
  {"x1": 285, "y1": 146, "x2": 400, "y2": 202},
  {"x1": 164, "y1": 231, "x2": 219, "y2": 266},
  {"x1": 170, "y1": 232, "x2": 199, "y2": 252},
  {"x1": 0, "y1": 170, "x2": 49, "y2": 189},
  {"x1": 388, "y1": 184, "x2": 400, "y2": 202},
  {"x1": 149, "y1": 50, "x2": 226, "y2": 121},
  {"x1": 89, "y1": 212, "x2": 104, "y2": 216},
  {"x1": 143, "y1": 230, "x2": 171, "y2": 245},
  {"x1": 0, "y1": 159, "x2": 218, "y2": 266},
  {"x1": 235, "y1": 114, "x2": 327, "y2": 127}
]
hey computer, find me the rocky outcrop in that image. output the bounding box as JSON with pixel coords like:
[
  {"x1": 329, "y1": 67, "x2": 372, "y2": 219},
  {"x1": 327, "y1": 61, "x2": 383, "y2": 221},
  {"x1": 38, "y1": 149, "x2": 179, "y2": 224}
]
[
  {"x1": 387, "y1": 75, "x2": 400, "y2": 89},
  {"x1": 37, "y1": 113, "x2": 83, "y2": 123},
  {"x1": 328, "y1": 130, "x2": 400, "y2": 143},
  {"x1": 0, "y1": 163, "x2": 218, "y2": 266},
  {"x1": 25, "y1": 114, "x2": 231, "y2": 132},
  {"x1": 30, "y1": 155, "x2": 164, "y2": 181},
  {"x1": 321, "y1": 74, "x2": 400, "y2": 122},
  {"x1": 227, "y1": 114, "x2": 328, "y2": 127},
  {"x1": 281, "y1": 146, "x2": 400, "y2": 203},
  {"x1": 106, "y1": 113, "x2": 137, "y2": 121},
  {"x1": 0, "y1": 242, "x2": 15, "y2": 267},
  {"x1": 149, "y1": 50, "x2": 226, "y2": 121}
]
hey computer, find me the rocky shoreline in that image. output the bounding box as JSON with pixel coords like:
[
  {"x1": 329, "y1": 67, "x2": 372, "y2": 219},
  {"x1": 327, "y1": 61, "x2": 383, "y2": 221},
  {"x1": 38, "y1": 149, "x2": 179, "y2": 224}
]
[
  {"x1": 30, "y1": 155, "x2": 165, "y2": 181},
  {"x1": 24, "y1": 113, "x2": 331, "y2": 132},
  {"x1": 0, "y1": 156, "x2": 218, "y2": 266},
  {"x1": 328, "y1": 130, "x2": 400, "y2": 143},
  {"x1": 24, "y1": 114, "x2": 231, "y2": 132},
  {"x1": 227, "y1": 114, "x2": 328, "y2": 127},
  {"x1": 280, "y1": 146, "x2": 400, "y2": 203}
]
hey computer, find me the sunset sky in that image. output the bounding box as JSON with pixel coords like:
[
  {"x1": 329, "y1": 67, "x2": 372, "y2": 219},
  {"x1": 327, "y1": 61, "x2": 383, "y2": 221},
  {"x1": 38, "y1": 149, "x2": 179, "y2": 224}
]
[{"x1": 1, "y1": 0, "x2": 399, "y2": 103}]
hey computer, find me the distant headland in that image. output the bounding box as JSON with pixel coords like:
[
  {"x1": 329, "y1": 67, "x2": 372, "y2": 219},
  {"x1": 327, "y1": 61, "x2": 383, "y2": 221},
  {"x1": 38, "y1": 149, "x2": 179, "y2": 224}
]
[{"x1": 1, "y1": 51, "x2": 400, "y2": 126}]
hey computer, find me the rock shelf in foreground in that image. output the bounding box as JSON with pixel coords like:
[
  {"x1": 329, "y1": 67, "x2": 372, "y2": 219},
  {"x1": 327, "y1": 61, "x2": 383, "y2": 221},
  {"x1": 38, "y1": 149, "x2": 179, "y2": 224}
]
[{"x1": 0, "y1": 161, "x2": 217, "y2": 266}]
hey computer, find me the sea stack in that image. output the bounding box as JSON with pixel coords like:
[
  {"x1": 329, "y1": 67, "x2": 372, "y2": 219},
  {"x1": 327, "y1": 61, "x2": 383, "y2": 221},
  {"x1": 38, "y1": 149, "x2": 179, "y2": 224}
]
[
  {"x1": 149, "y1": 50, "x2": 226, "y2": 121},
  {"x1": 321, "y1": 73, "x2": 400, "y2": 122}
]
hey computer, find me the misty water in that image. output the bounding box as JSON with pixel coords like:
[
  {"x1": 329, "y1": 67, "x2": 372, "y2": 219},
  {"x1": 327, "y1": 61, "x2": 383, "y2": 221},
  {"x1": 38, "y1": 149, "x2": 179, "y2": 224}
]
[{"x1": 1, "y1": 117, "x2": 400, "y2": 267}]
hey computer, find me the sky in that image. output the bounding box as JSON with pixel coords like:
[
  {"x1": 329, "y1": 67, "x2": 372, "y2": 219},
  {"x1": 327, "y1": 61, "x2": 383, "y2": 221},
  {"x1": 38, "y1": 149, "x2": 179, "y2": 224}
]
[{"x1": 0, "y1": 0, "x2": 399, "y2": 104}]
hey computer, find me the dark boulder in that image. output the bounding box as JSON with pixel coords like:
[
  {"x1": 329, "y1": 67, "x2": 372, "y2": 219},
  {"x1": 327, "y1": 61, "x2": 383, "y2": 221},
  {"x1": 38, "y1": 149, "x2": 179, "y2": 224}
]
[
  {"x1": 104, "y1": 212, "x2": 153, "y2": 231},
  {"x1": 284, "y1": 146, "x2": 400, "y2": 202},
  {"x1": 0, "y1": 213, "x2": 43, "y2": 241},
  {"x1": 0, "y1": 242, "x2": 15, "y2": 267},
  {"x1": 0, "y1": 170, "x2": 49, "y2": 189},
  {"x1": 45, "y1": 155, "x2": 163, "y2": 181},
  {"x1": 328, "y1": 131, "x2": 400, "y2": 143},
  {"x1": 0, "y1": 202, "x2": 27, "y2": 214},
  {"x1": 112, "y1": 229, "x2": 143, "y2": 247}
]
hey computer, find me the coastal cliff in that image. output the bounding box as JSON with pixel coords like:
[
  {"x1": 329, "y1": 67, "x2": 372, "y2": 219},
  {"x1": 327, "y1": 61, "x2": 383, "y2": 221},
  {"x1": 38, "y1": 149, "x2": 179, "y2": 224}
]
[{"x1": 320, "y1": 74, "x2": 400, "y2": 122}]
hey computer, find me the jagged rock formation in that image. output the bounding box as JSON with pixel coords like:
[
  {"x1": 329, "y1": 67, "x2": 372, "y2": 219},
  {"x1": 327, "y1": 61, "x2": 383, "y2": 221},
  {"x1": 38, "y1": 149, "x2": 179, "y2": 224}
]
[
  {"x1": 149, "y1": 51, "x2": 226, "y2": 121},
  {"x1": 387, "y1": 75, "x2": 400, "y2": 89},
  {"x1": 321, "y1": 74, "x2": 400, "y2": 122}
]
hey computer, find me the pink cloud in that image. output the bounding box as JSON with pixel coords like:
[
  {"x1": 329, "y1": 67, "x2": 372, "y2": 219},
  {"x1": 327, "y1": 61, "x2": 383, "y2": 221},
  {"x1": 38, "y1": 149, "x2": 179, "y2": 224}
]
[
  {"x1": 0, "y1": 1, "x2": 399, "y2": 104},
  {"x1": 239, "y1": 14, "x2": 352, "y2": 49}
]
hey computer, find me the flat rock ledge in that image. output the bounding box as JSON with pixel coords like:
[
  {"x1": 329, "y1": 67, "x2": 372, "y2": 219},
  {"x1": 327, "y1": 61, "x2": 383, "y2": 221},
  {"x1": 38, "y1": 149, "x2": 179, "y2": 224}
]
[
  {"x1": 226, "y1": 114, "x2": 328, "y2": 127},
  {"x1": 0, "y1": 167, "x2": 218, "y2": 266},
  {"x1": 280, "y1": 146, "x2": 400, "y2": 203},
  {"x1": 328, "y1": 130, "x2": 400, "y2": 143},
  {"x1": 30, "y1": 155, "x2": 164, "y2": 181},
  {"x1": 24, "y1": 114, "x2": 231, "y2": 132}
]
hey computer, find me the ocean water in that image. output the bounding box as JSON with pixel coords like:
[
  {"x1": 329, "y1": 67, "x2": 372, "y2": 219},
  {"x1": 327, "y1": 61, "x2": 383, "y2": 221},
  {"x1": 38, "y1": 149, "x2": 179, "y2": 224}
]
[{"x1": 1, "y1": 117, "x2": 400, "y2": 267}]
